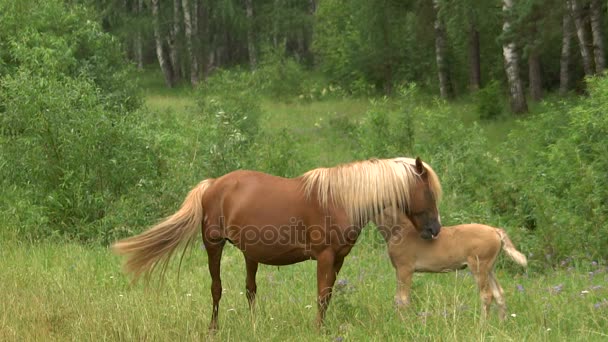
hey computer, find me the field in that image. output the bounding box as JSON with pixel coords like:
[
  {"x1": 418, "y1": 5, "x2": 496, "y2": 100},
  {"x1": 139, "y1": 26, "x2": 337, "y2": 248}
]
[
  {"x1": 2, "y1": 236, "x2": 607, "y2": 341},
  {"x1": 1, "y1": 80, "x2": 607, "y2": 341}
]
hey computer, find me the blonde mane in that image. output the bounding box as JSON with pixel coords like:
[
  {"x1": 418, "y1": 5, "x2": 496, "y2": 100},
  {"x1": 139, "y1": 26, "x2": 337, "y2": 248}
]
[{"x1": 301, "y1": 158, "x2": 442, "y2": 226}]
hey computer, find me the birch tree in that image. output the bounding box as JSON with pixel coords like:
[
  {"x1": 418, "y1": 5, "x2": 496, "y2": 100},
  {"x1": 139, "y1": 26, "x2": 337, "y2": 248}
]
[
  {"x1": 560, "y1": 10, "x2": 573, "y2": 95},
  {"x1": 245, "y1": 0, "x2": 257, "y2": 69},
  {"x1": 152, "y1": 0, "x2": 176, "y2": 87},
  {"x1": 433, "y1": 0, "x2": 452, "y2": 99},
  {"x1": 182, "y1": 0, "x2": 199, "y2": 85},
  {"x1": 589, "y1": 0, "x2": 605, "y2": 73},
  {"x1": 502, "y1": 0, "x2": 528, "y2": 113},
  {"x1": 569, "y1": 0, "x2": 594, "y2": 76}
]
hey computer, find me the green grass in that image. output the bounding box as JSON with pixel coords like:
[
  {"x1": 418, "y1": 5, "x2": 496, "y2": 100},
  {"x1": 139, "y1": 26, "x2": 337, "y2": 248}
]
[
  {"x1": 1, "y1": 235, "x2": 607, "y2": 341},
  {"x1": 4, "y1": 72, "x2": 606, "y2": 340}
]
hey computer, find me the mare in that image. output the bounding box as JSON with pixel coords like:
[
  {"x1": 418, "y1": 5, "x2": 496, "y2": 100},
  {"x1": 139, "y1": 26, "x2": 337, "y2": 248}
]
[
  {"x1": 112, "y1": 157, "x2": 442, "y2": 330},
  {"x1": 377, "y1": 208, "x2": 527, "y2": 320}
]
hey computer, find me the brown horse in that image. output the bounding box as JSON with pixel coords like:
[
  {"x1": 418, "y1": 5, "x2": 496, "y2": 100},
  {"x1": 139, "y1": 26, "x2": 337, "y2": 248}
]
[
  {"x1": 378, "y1": 208, "x2": 527, "y2": 320},
  {"x1": 112, "y1": 157, "x2": 442, "y2": 330}
]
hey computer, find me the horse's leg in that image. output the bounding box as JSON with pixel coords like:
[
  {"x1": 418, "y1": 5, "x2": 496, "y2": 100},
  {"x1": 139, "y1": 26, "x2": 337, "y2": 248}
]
[
  {"x1": 245, "y1": 256, "x2": 259, "y2": 311},
  {"x1": 394, "y1": 266, "x2": 414, "y2": 308},
  {"x1": 315, "y1": 250, "x2": 337, "y2": 329},
  {"x1": 205, "y1": 239, "x2": 226, "y2": 332},
  {"x1": 489, "y1": 272, "x2": 506, "y2": 321},
  {"x1": 469, "y1": 257, "x2": 492, "y2": 321}
]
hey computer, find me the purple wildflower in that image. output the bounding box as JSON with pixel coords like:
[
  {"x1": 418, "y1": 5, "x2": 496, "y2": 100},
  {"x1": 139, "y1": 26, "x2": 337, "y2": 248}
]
[
  {"x1": 335, "y1": 337, "x2": 344, "y2": 342},
  {"x1": 517, "y1": 284, "x2": 524, "y2": 292}
]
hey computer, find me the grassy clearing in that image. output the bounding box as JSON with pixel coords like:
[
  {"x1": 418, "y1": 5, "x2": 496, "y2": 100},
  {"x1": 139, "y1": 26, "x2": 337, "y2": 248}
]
[{"x1": 1, "y1": 235, "x2": 607, "y2": 341}]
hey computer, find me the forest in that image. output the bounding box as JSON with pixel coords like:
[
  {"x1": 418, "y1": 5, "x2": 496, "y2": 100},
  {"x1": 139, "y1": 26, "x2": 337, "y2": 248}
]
[{"x1": 1, "y1": 0, "x2": 607, "y2": 340}]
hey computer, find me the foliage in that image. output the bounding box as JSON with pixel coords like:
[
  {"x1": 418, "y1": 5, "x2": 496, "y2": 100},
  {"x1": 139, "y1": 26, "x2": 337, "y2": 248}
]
[
  {"x1": 500, "y1": 76, "x2": 608, "y2": 262},
  {"x1": 0, "y1": 0, "x2": 156, "y2": 241},
  {"x1": 476, "y1": 80, "x2": 506, "y2": 120}
]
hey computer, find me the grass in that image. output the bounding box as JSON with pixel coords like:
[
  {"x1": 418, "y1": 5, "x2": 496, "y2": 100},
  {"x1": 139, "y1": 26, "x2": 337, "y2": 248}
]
[
  {"x1": 1, "y1": 235, "x2": 606, "y2": 341},
  {"x1": 3, "y1": 72, "x2": 606, "y2": 340}
]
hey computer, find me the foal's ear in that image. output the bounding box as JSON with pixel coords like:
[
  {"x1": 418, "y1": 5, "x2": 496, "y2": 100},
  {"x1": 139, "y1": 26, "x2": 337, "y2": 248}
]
[{"x1": 415, "y1": 157, "x2": 427, "y2": 176}]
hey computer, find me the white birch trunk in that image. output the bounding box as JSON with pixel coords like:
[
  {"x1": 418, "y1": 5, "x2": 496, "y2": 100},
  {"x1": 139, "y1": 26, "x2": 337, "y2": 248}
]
[
  {"x1": 502, "y1": 0, "x2": 528, "y2": 113},
  {"x1": 135, "y1": 0, "x2": 144, "y2": 70},
  {"x1": 433, "y1": 0, "x2": 452, "y2": 99},
  {"x1": 560, "y1": 11, "x2": 572, "y2": 95},
  {"x1": 245, "y1": 0, "x2": 257, "y2": 70},
  {"x1": 570, "y1": 0, "x2": 594, "y2": 76},
  {"x1": 152, "y1": 0, "x2": 175, "y2": 87},
  {"x1": 182, "y1": 0, "x2": 199, "y2": 85},
  {"x1": 590, "y1": 0, "x2": 605, "y2": 73},
  {"x1": 168, "y1": 0, "x2": 181, "y2": 80}
]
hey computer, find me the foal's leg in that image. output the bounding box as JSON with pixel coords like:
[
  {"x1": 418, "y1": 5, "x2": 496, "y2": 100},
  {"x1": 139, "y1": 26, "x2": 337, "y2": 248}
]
[
  {"x1": 315, "y1": 250, "x2": 338, "y2": 329},
  {"x1": 469, "y1": 257, "x2": 493, "y2": 321},
  {"x1": 205, "y1": 239, "x2": 226, "y2": 332},
  {"x1": 394, "y1": 266, "x2": 414, "y2": 308},
  {"x1": 245, "y1": 256, "x2": 259, "y2": 310},
  {"x1": 489, "y1": 272, "x2": 507, "y2": 321}
]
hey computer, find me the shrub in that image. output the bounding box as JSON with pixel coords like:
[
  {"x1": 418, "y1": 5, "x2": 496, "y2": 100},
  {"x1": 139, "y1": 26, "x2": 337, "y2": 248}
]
[
  {"x1": 0, "y1": 0, "x2": 157, "y2": 241},
  {"x1": 476, "y1": 80, "x2": 505, "y2": 120}
]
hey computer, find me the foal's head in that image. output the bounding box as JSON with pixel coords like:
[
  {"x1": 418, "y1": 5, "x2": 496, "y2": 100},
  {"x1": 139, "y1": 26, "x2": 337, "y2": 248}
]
[{"x1": 406, "y1": 158, "x2": 441, "y2": 240}]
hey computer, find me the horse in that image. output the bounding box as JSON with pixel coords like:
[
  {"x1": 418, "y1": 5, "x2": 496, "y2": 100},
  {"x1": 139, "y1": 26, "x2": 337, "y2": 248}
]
[
  {"x1": 112, "y1": 157, "x2": 442, "y2": 331},
  {"x1": 377, "y1": 208, "x2": 527, "y2": 320}
]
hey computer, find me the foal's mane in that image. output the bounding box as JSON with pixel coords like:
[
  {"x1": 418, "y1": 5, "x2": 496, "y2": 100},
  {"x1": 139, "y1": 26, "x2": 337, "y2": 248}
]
[{"x1": 301, "y1": 158, "x2": 442, "y2": 226}]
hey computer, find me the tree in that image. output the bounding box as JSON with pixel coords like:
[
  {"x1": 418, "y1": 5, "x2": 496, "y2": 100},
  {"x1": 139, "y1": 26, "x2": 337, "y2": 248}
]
[
  {"x1": 560, "y1": 9, "x2": 573, "y2": 95},
  {"x1": 245, "y1": 0, "x2": 257, "y2": 69},
  {"x1": 502, "y1": 0, "x2": 528, "y2": 113},
  {"x1": 152, "y1": 0, "x2": 177, "y2": 87},
  {"x1": 570, "y1": 0, "x2": 594, "y2": 76},
  {"x1": 433, "y1": 0, "x2": 453, "y2": 98},
  {"x1": 183, "y1": 0, "x2": 200, "y2": 85},
  {"x1": 589, "y1": 0, "x2": 605, "y2": 73}
]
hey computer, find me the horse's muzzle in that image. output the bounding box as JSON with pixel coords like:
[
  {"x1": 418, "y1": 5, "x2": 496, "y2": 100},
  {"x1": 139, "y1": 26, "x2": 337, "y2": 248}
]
[{"x1": 420, "y1": 222, "x2": 441, "y2": 240}]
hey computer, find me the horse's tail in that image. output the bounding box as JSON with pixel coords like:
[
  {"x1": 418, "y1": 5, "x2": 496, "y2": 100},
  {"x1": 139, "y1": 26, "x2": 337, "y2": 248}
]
[
  {"x1": 112, "y1": 179, "x2": 214, "y2": 283},
  {"x1": 497, "y1": 228, "x2": 528, "y2": 268}
]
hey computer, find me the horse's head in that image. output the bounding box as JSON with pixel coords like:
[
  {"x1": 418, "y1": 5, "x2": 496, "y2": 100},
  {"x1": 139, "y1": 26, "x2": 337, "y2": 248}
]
[{"x1": 406, "y1": 157, "x2": 441, "y2": 240}]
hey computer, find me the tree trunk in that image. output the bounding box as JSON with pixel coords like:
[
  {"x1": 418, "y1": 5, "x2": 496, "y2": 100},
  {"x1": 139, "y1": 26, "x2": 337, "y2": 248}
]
[
  {"x1": 433, "y1": 0, "x2": 452, "y2": 99},
  {"x1": 135, "y1": 0, "x2": 144, "y2": 70},
  {"x1": 133, "y1": 0, "x2": 144, "y2": 70},
  {"x1": 528, "y1": 17, "x2": 543, "y2": 101},
  {"x1": 502, "y1": 0, "x2": 528, "y2": 114},
  {"x1": 528, "y1": 52, "x2": 543, "y2": 101},
  {"x1": 168, "y1": 0, "x2": 182, "y2": 81},
  {"x1": 468, "y1": 22, "x2": 481, "y2": 91},
  {"x1": 560, "y1": 11, "x2": 572, "y2": 95},
  {"x1": 245, "y1": 0, "x2": 257, "y2": 70},
  {"x1": 570, "y1": 0, "x2": 594, "y2": 76},
  {"x1": 182, "y1": 0, "x2": 199, "y2": 85},
  {"x1": 590, "y1": 0, "x2": 605, "y2": 73},
  {"x1": 152, "y1": 0, "x2": 176, "y2": 87}
]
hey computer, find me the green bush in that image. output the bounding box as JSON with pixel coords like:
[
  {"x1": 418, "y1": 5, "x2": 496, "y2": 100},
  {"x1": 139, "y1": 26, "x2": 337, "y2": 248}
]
[
  {"x1": 476, "y1": 80, "x2": 505, "y2": 120},
  {"x1": 499, "y1": 76, "x2": 608, "y2": 263},
  {"x1": 0, "y1": 0, "x2": 157, "y2": 241}
]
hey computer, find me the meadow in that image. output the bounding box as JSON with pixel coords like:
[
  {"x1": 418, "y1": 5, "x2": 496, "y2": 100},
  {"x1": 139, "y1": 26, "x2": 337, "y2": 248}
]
[{"x1": 2, "y1": 75, "x2": 607, "y2": 341}]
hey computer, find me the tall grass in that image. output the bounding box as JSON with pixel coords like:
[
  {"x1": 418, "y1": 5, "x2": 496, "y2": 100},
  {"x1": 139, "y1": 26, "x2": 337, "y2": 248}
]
[{"x1": 1, "y1": 238, "x2": 606, "y2": 341}]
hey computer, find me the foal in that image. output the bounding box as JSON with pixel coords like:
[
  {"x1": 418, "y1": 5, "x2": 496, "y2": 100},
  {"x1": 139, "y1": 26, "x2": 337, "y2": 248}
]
[{"x1": 378, "y1": 208, "x2": 527, "y2": 320}]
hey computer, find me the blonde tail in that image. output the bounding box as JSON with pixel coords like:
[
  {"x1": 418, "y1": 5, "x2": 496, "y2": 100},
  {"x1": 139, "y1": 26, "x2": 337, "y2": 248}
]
[
  {"x1": 497, "y1": 228, "x2": 528, "y2": 267},
  {"x1": 112, "y1": 179, "x2": 214, "y2": 282}
]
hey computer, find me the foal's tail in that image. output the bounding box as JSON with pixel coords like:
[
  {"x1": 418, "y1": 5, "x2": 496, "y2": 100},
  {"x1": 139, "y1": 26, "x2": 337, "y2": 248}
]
[
  {"x1": 497, "y1": 228, "x2": 528, "y2": 267},
  {"x1": 112, "y1": 179, "x2": 214, "y2": 283}
]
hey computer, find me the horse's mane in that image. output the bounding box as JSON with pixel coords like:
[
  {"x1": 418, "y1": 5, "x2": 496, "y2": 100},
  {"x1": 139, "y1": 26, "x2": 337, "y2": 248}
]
[{"x1": 301, "y1": 158, "x2": 442, "y2": 226}]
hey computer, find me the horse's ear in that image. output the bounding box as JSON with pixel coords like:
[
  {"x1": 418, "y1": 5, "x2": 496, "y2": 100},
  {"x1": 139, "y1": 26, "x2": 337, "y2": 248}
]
[{"x1": 415, "y1": 157, "x2": 427, "y2": 176}]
